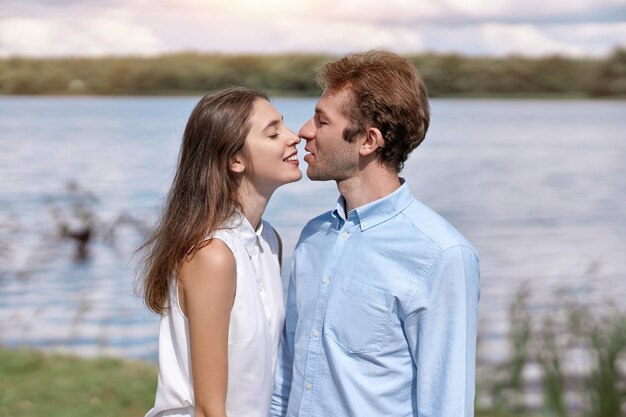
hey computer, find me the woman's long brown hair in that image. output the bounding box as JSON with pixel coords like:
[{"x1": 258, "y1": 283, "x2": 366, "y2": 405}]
[{"x1": 137, "y1": 87, "x2": 268, "y2": 314}]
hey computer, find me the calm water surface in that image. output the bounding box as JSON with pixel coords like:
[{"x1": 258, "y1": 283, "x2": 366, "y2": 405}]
[{"x1": 0, "y1": 96, "x2": 625, "y2": 363}]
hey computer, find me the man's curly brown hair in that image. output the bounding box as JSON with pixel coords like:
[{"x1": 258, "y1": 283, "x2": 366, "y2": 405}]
[{"x1": 316, "y1": 51, "x2": 430, "y2": 173}]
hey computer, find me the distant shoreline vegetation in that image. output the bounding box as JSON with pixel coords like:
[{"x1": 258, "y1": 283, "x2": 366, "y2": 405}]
[{"x1": 1, "y1": 49, "x2": 625, "y2": 98}]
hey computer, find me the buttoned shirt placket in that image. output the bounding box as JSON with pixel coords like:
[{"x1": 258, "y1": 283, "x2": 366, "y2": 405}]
[
  {"x1": 249, "y1": 230, "x2": 272, "y2": 326},
  {"x1": 298, "y1": 213, "x2": 357, "y2": 416}
]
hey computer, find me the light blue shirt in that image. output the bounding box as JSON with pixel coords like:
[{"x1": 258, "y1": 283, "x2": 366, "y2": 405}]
[{"x1": 271, "y1": 181, "x2": 480, "y2": 417}]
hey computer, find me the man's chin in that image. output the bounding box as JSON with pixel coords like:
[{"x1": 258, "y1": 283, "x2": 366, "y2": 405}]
[
  {"x1": 306, "y1": 167, "x2": 320, "y2": 181},
  {"x1": 306, "y1": 168, "x2": 328, "y2": 181}
]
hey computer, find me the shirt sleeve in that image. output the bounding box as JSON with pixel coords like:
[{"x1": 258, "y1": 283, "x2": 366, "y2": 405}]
[
  {"x1": 270, "y1": 263, "x2": 298, "y2": 417},
  {"x1": 402, "y1": 245, "x2": 480, "y2": 417}
]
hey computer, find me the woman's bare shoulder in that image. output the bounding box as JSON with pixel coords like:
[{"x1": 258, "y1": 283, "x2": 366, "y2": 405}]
[{"x1": 179, "y1": 238, "x2": 236, "y2": 286}]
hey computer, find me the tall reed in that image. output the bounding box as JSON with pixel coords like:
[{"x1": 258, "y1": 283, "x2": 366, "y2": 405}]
[
  {"x1": 586, "y1": 310, "x2": 626, "y2": 417},
  {"x1": 482, "y1": 286, "x2": 626, "y2": 416}
]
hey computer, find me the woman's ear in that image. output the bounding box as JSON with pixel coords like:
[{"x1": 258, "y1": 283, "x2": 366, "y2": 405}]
[
  {"x1": 359, "y1": 127, "x2": 384, "y2": 157},
  {"x1": 229, "y1": 152, "x2": 246, "y2": 174}
]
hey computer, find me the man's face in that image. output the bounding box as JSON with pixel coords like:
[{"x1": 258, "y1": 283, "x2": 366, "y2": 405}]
[{"x1": 299, "y1": 87, "x2": 360, "y2": 181}]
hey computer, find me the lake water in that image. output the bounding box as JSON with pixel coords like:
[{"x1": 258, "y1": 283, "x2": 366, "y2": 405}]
[{"x1": 0, "y1": 96, "x2": 625, "y2": 365}]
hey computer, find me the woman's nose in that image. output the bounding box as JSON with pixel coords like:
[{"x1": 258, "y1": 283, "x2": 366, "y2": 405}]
[{"x1": 286, "y1": 129, "x2": 301, "y2": 145}]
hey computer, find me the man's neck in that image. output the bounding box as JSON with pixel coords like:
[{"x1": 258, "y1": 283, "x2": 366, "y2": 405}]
[{"x1": 337, "y1": 169, "x2": 401, "y2": 215}]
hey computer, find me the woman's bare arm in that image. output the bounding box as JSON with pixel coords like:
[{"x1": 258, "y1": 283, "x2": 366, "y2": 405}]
[{"x1": 178, "y1": 239, "x2": 236, "y2": 417}]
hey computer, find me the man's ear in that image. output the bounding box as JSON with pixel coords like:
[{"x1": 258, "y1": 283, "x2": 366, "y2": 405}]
[
  {"x1": 359, "y1": 127, "x2": 384, "y2": 157},
  {"x1": 229, "y1": 152, "x2": 246, "y2": 174}
]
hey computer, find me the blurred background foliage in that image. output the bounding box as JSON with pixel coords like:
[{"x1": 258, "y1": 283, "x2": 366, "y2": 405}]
[
  {"x1": 1, "y1": 49, "x2": 625, "y2": 97},
  {"x1": 479, "y1": 286, "x2": 626, "y2": 417}
]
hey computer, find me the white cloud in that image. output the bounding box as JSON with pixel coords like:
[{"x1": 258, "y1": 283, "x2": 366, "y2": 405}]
[
  {"x1": 0, "y1": 0, "x2": 624, "y2": 57},
  {"x1": 0, "y1": 15, "x2": 164, "y2": 57},
  {"x1": 0, "y1": 18, "x2": 62, "y2": 56},
  {"x1": 482, "y1": 24, "x2": 587, "y2": 56},
  {"x1": 547, "y1": 22, "x2": 626, "y2": 57},
  {"x1": 550, "y1": 22, "x2": 626, "y2": 48},
  {"x1": 265, "y1": 18, "x2": 425, "y2": 54}
]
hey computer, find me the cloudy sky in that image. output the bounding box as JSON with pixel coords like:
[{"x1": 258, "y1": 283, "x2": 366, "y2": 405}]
[{"x1": 1, "y1": 0, "x2": 625, "y2": 58}]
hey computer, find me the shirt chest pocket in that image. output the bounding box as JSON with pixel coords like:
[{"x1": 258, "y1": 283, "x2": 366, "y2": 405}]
[{"x1": 325, "y1": 278, "x2": 392, "y2": 354}]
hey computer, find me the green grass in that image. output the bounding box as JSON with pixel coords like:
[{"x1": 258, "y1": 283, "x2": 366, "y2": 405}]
[
  {"x1": 0, "y1": 347, "x2": 157, "y2": 417},
  {"x1": 0, "y1": 346, "x2": 530, "y2": 417}
]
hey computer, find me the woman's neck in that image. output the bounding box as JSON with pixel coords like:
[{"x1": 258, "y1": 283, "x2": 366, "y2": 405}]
[{"x1": 237, "y1": 181, "x2": 272, "y2": 230}]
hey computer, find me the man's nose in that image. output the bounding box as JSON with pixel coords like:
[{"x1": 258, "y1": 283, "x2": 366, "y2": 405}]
[{"x1": 298, "y1": 118, "x2": 315, "y2": 141}]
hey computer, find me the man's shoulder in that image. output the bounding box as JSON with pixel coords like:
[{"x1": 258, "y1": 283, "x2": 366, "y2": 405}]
[
  {"x1": 398, "y1": 197, "x2": 476, "y2": 255},
  {"x1": 304, "y1": 210, "x2": 335, "y2": 227},
  {"x1": 393, "y1": 197, "x2": 479, "y2": 293},
  {"x1": 298, "y1": 210, "x2": 335, "y2": 240}
]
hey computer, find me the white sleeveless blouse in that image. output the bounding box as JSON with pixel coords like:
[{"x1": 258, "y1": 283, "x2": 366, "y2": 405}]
[{"x1": 145, "y1": 215, "x2": 285, "y2": 417}]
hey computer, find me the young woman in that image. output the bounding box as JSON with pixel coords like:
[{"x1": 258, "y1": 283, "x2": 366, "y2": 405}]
[{"x1": 139, "y1": 88, "x2": 301, "y2": 417}]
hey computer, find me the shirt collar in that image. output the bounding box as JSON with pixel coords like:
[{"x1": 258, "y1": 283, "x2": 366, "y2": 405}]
[
  {"x1": 223, "y1": 212, "x2": 263, "y2": 257},
  {"x1": 331, "y1": 178, "x2": 414, "y2": 231}
]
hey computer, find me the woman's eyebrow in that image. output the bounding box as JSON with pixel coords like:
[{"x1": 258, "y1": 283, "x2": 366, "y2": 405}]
[{"x1": 262, "y1": 117, "x2": 283, "y2": 132}]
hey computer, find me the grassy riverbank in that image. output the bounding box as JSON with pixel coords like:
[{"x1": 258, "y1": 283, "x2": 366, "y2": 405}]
[
  {"x1": 0, "y1": 347, "x2": 156, "y2": 417},
  {"x1": 0, "y1": 346, "x2": 523, "y2": 417},
  {"x1": 1, "y1": 49, "x2": 625, "y2": 98},
  {"x1": 2, "y1": 286, "x2": 624, "y2": 417},
  {"x1": 5, "y1": 340, "x2": 623, "y2": 417}
]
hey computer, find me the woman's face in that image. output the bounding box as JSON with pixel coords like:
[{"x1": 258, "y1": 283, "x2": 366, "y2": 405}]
[{"x1": 238, "y1": 98, "x2": 302, "y2": 194}]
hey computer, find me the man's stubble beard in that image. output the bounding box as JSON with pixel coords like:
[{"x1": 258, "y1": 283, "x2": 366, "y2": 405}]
[{"x1": 306, "y1": 158, "x2": 358, "y2": 182}]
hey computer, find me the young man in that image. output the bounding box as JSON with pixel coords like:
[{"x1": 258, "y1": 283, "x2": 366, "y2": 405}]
[{"x1": 272, "y1": 51, "x2": 480, "y2": 417}]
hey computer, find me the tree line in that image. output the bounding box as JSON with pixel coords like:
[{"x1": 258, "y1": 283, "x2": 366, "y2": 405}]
[{"x1": 1, "y1": 49, "x2": 625, "y2": 97}]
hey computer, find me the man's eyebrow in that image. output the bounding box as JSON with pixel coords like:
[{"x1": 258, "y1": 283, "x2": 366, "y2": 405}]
[{"x1": 315, "y1": 107, "x2": 328, "y2": 117}]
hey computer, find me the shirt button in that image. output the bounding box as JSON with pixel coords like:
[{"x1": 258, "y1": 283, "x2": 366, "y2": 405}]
[
  {"x1": 306, "y1": 383, "x2": 313, "y2": 391},
  {"x1": 313, "y1": 329, "x2": 320, "y2": 337},
  {"x1": 322, "y1": 276, "x2": 330, "y2": 284},
  {"x1": 342, "y1": 231, "x2": 350, "y2": 238},
  {"x1": 361, "y1": 221, "x2": 367, "y2": 227}
]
